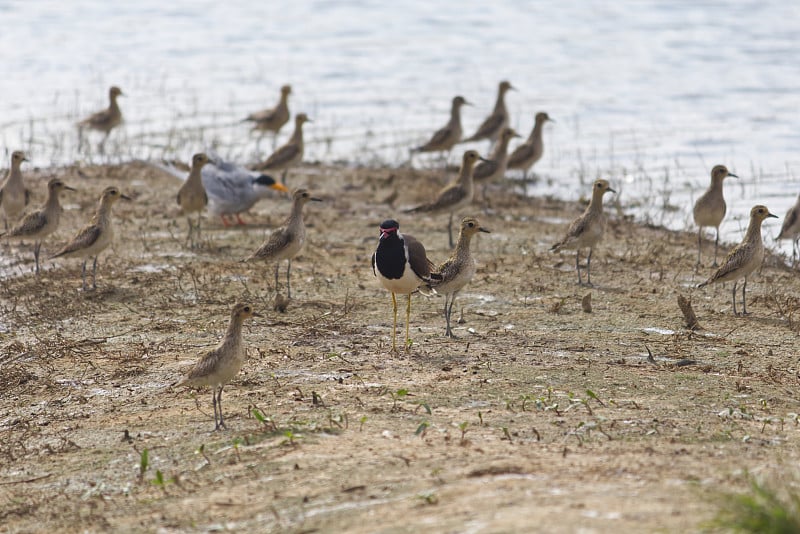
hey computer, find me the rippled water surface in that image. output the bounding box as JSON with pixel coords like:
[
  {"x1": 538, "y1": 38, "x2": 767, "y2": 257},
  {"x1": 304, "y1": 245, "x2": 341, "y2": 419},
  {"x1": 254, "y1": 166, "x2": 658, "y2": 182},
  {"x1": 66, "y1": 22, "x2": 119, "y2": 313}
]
[{"x1": 1, "y1": 1, "x2": 798, "y2": 251}]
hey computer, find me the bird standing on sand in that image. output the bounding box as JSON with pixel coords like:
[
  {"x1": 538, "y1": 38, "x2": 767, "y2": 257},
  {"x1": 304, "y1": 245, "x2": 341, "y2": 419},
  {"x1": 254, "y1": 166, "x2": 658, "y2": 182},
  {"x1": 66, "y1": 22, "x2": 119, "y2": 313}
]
[
  {"x1": 461, "y1": 80, "x2": 515, "y2": 146},
  {"x1": 2, "y1": 178, "x2": 75, "y2": 274},
  {"x1": 252, "y1": 113, "x2": 311, "y2": 184},
  {"x1": 372, "y1": 219, "x2": 440, "y2": 352},
  {"x1": 777, "y1": 192, "x2": 800, "y2": 266},
  {"x1": 427, "y1": 216, "x2": 490, "y2": 337},
  {"x1": 472, "y1": 127, "x2": 520, "y2": 202},
  {"x1": 693, "y1": 164, "x2": 737, "y2": 267},
  {"x1": 175, "y1": 303, "x2": 260, "y2": 431},
  {"x1": 698, "y1": 205, "x2": 778, "y2": 315},
  {"x1": 176, "y1": 153, "x2": 211, "y2": 247},
  {"x1": 244, "y1": 188, "x2": 321, "y2": 299},
  {"x1": 51, "y1": 186, "x2": 130, "y2": 291},
  {"x1": 551, "y1": 179, "x2": 616, "y2": 286},
  {"x1": 404, "y1": 150, "x2": 485, "y2": 248},
  {"x1": 412, "y1": 95, "x2": 470, "y2": 161},
  {"x1": 243, "y1": 84, "x2": 292, "y2": 150},
  {"x1": 507, "y1": 112, "x2": 554, "y2": 179},
  {"x1": 0, "y1": 151, "x2": 31, "y2": 230},
  {"x1": 77, "y1": 86, "x2": 124, "y2": 153}
]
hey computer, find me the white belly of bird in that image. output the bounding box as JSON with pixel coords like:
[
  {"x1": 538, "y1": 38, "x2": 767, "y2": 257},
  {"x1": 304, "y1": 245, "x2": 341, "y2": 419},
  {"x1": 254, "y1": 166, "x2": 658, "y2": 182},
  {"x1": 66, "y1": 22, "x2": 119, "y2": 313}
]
[{"x1": 377, "y1": 260, "x2": 423, "y2": 295}]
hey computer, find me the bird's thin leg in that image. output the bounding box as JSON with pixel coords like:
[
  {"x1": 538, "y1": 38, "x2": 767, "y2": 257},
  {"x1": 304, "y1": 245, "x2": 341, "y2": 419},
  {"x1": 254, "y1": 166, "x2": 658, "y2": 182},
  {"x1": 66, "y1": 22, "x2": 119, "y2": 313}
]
[
  {"x1": 405, "y1": 293, "x2": 412, "y2": 352},
  {"x1": 235, "y1": 213, "x2": 247, "y2": 225},
  {"x1": 217, "y1": 386, "x2": 226, "y2": 429},
  {"x1": 448, "y1": 212, "x2": 454, "y2": 248},
  {"x1": 34, "y1": 241, "x2": 41, "y2": 275},
  {"x1": 586, "y1": 248, "x2": 593, "y2": 287},
  {"x1": 212, "y1": 388, "x2": 220, "y2": 430},
  {"x1": 92, "y1": 256, "x2": 98, "y2": 290},
  {"x1": 696, "y1": 228, "x2": 702, "y2": 267},
  {"x1": 81, "y1": 260, "x2": 87, "y2": 291},
  {"x1": 742, "y1": 277, "x2": 748, "y2": 315},
  {"x1": 444, "y1": 294, "x2": 452, "y2": 337},
  {"x1": 281, "y1": 169, "x2": 288, "y2": 185},
  {"x1": 196, "y1": 212, "x2": 203, "y2": 246},
  {"x1": 732, "y1": 281, "x2": 738, "y2": 316},
  {"x1": 220, "y1": 215, "x2": 231, "y2": 227},
  {"x1": 713, "y1": 227, "x2": 720, "y2": 267},
  {"x1": 575, "y1": 250, "x2": 582, "y2": 285},
  {"x1": 286, "y1": 259, "x2": 292, "y2": 299},
  {"x1": 274, "y1": 263, "x2": 280, "y2": 294},
  {"x1": 446, "y1": 294, "x2": 457, "y2": 338},
  {"x1": 391, "y1": 292, "x2": 398, "y2": 352}
]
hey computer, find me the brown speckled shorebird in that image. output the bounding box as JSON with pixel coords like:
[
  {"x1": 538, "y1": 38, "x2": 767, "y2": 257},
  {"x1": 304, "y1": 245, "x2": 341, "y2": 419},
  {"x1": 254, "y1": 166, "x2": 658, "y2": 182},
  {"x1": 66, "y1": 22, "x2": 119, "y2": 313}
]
[
  {"x1": 51, "y1": 186, "x2": 130, "y2": 291},
  {"x1": 404, "y1": 150, "x2": 485, "y2": 247},
  {"x1": 0, "y1": 151, "x2": 31, "y2": 230},
  {"x1": 78, "y1": 86, "x2": 124, "y2": 153},
  {"x1": 244, "y1": 188, "x2": 321, "y2": 298},
  {"x1": 412, "y1": 95, "x2": 470, "y2": 159},
  {"x1": 244, "y1": 84, "x2": 292, "y2": 150},
  {"x1": 427, "y1": 216, "x2": 490, "y2": 337},
  {"x1": 461, "y1": 80, "x2": 515, "y2": 146},
  {"x1": 507, "y1": 112, "x2": 554, "y2": 179},
  {"x1": 693, "y1": 164, "x2": 737, "y2": 267},
  {"x1": 551, "y1": 179, "x2": 616, "y2": 286},
  {"x1": 252, "y1": 113, "x2": 310, "y2": 184},
  {"x1": 176, "y1": 153, "x2": 211, "y2": 247},
  {"x1": 175, "y1": 303, "x2": 260, "y2": 431},
  {"x1": 1, "y1": 178, "x2": 75, "y2": 274},
  {"x1": 777, "y1": 192, "x2": 800, "y2": 265},
  {"x1": 372, "y1": 219, "x2": 441, "y2": 352},
  {"x1": 472, "y1": 127, "x2": 520, "y2": 202},
  {"x1": 698, "y1": 205, "x2": 778, "y2": 315}
]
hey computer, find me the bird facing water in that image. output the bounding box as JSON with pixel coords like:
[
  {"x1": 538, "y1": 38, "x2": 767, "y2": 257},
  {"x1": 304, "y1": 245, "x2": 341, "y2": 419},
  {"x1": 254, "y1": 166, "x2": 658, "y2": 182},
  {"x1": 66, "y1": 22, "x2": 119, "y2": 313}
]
[
  {"x1": 51, "y1": 186, "x2": 130, "y2": 291},
  {"x1": 252, "y1": 113, "x2": 311, "y2": 184},
  {"x1": 244, "y1": 84, "x2": 292, "y2": 150},
  {"x1": 77, "y1": 86, "x2": 124, "y2": 153},
  {"x1": 372, "y1": 219, "x2": 441, "y2": 352},
  {"x1": 175, "y1": 303, "x2": 260, "y2": 431},
  {"x1": 551, "y1": 179, "x2": 616, "y2": 286},
  {"x1": 427, "y1": 216, "x2": 490, "y2": 337},
  {"x1": 698, "y1": 205, "x2": 778, "y2": 315},
  {"x1": 693, "y1": 164, "x2": 737, "y2": 267},
  {"x1": 461, "y1": 81, "x2": 515, "y2": 146},
  {"x1": 2, "y1": 178, "x2": 76, "y2": 274},
  {"x1": 412, "y1": 95, "x2": 470, "y2": 158}
]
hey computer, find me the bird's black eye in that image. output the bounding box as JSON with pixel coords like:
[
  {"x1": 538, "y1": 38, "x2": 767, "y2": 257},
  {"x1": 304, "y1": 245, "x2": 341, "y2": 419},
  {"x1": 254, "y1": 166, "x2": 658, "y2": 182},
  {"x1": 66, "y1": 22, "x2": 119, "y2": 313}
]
[
  {"x1": 244, "y1": 306, "x2": 251, "y2": 312},
  {"x1": 468, "y1": 222, "x2": 474, "y2": 227}
]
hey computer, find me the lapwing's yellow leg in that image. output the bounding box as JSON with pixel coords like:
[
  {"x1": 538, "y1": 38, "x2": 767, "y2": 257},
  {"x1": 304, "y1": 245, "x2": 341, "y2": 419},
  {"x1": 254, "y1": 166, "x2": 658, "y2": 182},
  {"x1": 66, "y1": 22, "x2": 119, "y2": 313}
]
[
  {"x1": 405, "y1": 293, "x2": 412, "y2": 352},
  {"x1": 391, "y1": 292, "x2": 398, "y2": 352}
]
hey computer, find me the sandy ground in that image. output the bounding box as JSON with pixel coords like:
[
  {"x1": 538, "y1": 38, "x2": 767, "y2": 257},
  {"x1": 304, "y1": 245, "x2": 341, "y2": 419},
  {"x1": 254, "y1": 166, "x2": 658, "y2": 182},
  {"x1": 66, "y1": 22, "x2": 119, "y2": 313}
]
[{"x1": 1, "y1": 161, "x2": 799, "y2": 533}]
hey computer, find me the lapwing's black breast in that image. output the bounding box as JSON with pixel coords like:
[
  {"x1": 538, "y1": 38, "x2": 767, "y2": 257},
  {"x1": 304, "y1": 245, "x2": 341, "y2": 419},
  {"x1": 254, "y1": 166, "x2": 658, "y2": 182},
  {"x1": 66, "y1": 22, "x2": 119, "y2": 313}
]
[{"x1": 375, "y1": 235, "x2": 406, "y2": 280}]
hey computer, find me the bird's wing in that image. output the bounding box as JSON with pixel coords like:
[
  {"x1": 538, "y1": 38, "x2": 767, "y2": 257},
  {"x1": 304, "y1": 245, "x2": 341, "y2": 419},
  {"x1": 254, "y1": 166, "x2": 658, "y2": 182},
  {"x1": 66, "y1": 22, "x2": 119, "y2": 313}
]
[
  {"x1": 507, "y1": 143, "x2": 534, "y2": 167},
  {"x1": 260, "y1": 144, "x2": 301, "y2": 170},
  {"x1": 403, "y1": 233, "x2": 432, "y2": 280},
  {"x1": 551, "y1": 212, "x2": 589, "y2": 251},
  {"x1": 706, "y1": 243, "x2": 752, "y2": 284},
  {"x1": 53, "y1": 224, "x2": 101, "y2": 257},
  {"x1": 417, "y1": 125, "x2": 455, "y2": 151},
  {"x1": 472, "y1": 159, "x2": 498, "y2": 181},
  {"x1": 778, "y1": 205, "x2": 799, "y2": 239},
  {"x1": 9, "y1": 211, "x2": 47, "y2": 236},
  {"x1": 465, "y1": 112, "x2": 503, "y2": 141},
  {"x1": 80, "y1": 109, "x2": 112, "y2": 128},
  {"x1": 249, "y1": 228, "x2": 293, "y2": 260}
]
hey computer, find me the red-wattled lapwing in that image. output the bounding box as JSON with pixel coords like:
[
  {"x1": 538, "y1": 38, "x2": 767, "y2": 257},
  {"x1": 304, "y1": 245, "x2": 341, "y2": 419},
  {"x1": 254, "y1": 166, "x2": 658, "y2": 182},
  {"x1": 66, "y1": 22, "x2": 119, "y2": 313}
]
[
  {"x1": 372, "y1": 219, "x2": 441, "y2": 352},
  {"x1": 244, "y1": 188, "x2": 321, "y2": 299},
  {"x1": 693, "y1": 165, "x2": 737, "y2": 267},
  {"x1": 551, "y1": 179, "x2": 616, "y2": 287},
  {"x1": 404, "y1": 149, "x2": 486, "y2": 248},
  {"x1": 698, "y1": 205, "x2": 778, "y2": 315},
  {"x1": 427, "y1": 216, "x2": 490, "y2": 337}
]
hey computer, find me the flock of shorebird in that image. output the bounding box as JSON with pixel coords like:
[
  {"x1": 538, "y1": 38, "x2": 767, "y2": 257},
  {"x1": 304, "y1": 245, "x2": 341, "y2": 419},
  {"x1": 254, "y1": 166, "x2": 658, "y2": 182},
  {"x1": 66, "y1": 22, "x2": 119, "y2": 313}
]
[{"x1": 2, "y1": 81, "x2": 800, "y2": 429}]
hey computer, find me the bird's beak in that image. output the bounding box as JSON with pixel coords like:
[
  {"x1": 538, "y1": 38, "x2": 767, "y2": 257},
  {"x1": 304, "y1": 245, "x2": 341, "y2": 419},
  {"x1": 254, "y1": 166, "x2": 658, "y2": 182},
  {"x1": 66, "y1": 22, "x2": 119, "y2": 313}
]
[
  {"x1": 310, "y1": 197, "x2": 323, "y2": 202},
  {"x1": 607, "y1": 188, "x2": 617, "y2": 194},
  {"x1": 548, "y1": 118, "x2": 556, "y2": 123},
  {"x1": 509, "y1": 85, "x2": 518, "y2": 91},
  {"x1": 512, "y1": 132, "x2": 522, "y2": 138},
  {"x1": 479, "y1": 227, "x2": 491, "y2": 233},
  {"x1": 728, "y1": 173, "x2": 739, "y2": 178},
  {"x1": 251, "y1": 311, "x2": 264, "y2": 318},
  {"x1": 271, "y1": 183, "x2": 290, "y2": 193},
  {"x1": 121, "y1": 194, "x2": 133, "y2": 201},
  {"x1": 767, "y1": 212, "x2": 779, "y2": 219},
  {"x1": 479, "y1": 157, "x2": 491, "y2": 163},
  {"x1": 64, "y1": 185, "x2": 77, "y2": 192},
  {"x1": 464, "y1": 101, "x2": 474, "y2": 106},
  {"x1": 305, "y1": 118, "x2": 314, "y2": 123}
]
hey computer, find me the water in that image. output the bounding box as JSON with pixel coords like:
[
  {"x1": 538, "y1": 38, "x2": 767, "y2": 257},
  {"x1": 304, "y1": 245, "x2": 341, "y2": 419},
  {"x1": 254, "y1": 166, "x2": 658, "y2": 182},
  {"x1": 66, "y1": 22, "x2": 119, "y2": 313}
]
[{"x1": 1, "y1": 1, "x2": 799, "y2": 253}]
